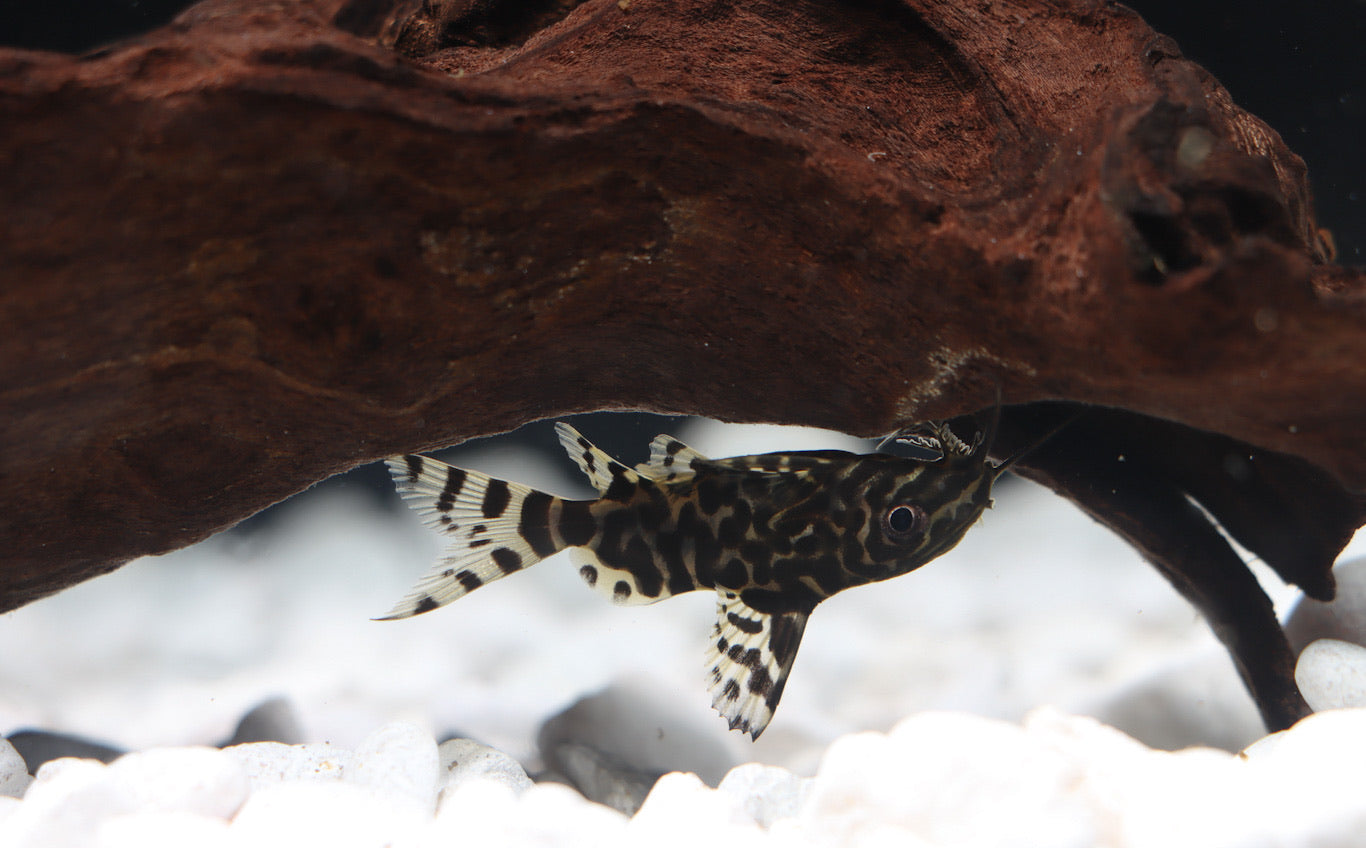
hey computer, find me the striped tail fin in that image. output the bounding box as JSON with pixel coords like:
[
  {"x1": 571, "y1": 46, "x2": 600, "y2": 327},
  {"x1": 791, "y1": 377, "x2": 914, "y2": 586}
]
[{"x1": 379, "y1": 454, "x2": 560, "y2": 620}]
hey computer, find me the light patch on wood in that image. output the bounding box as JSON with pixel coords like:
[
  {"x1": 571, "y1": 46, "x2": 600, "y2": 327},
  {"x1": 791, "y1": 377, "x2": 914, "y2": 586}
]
[{"x1": 893, "y1": 345, "x2": 1036, "y2": 421}]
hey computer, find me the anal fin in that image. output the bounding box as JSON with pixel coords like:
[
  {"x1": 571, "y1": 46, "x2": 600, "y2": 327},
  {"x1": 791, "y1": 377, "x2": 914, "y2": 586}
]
[{"x1": 705, "y1": 592, "x2": 810, "y2": 740}]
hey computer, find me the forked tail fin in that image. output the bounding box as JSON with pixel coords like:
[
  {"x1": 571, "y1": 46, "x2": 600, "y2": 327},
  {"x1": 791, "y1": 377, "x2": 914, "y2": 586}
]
[{"x1": 379, "y1": 454, "x2": 560, "y2": 619}]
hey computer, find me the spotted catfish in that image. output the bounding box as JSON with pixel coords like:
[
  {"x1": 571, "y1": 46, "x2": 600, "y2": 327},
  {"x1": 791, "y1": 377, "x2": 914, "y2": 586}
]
[{"x1": 382, "y1": 419, "x2": 1007, "y2": 739}]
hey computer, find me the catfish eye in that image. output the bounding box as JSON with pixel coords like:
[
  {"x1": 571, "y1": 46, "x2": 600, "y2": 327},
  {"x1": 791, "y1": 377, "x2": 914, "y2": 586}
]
[{"x1": 882, "y1": 504, "x2": 927, "y2": 540}]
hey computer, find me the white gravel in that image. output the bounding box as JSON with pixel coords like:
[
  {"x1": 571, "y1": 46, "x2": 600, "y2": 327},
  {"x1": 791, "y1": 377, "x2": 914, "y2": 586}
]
[{"x1": 1, "y1": 419, "x2": 1363, "y2": 846}]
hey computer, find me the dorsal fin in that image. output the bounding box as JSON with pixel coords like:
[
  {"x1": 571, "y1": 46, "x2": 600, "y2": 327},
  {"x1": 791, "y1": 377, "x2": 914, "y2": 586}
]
[
  {"x1": 555, "y1": 422, "x2": 638, "y2": 495},
  {"x1": 705, "y1": 591, "x2": 810, "y2": 740},
  {"x1": 706, "y1": 452, "x2": 841, "y2": 476},
  {"x1": 638, "y1": 436, "x2": 834, "y2": 480},
  {"x1": 635, "y1": 433, "x2": 710, "y2": 481}
]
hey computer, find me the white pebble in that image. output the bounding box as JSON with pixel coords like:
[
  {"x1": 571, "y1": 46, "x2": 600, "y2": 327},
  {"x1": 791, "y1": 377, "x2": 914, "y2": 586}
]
[
  {"x1": 222, "y1": 741, "x2": 351, "y2": 790},
  {"x1": 1296, "y1": 639, "x2": 1366, "y2": 711},
  {"x1": 104, "y1": 747, "x2": 248, "y2": 819},
  {"x1": 431, "y1": 780, "x2": 626, "y2": 847},
  {"x1": 1242, "y1": 708, "x2": 1366, "y2": 771},
  {"x1": 629, "y1": 771, "x2": 766, "y2": 842},
  {"x1": 10, "y1": 709, "x2": 1366, "y2": 847},
  {"x1": 799, "y1": 712, "x2": 1101, "y2": 848},
  {"x1": 3, "y1": 758, "x2": 126, "y2": 848},
  {"x1": 224, "y1": 722, "x2": 439, "y2": 813},
  {"x1": 0, "y1": 748, "x2": 247, "y2": 848},
  {"x1": 95, "y1": 810, "x2": 231, "y2": 848},
  {"x1": 436, "y1": 738, "x2": 533, "y2": 799},
  {"x1": 716, "y1": 762, "x2": 810, "y2": 828},
  {"x1": 431, "y1": 776, "x2": 519, "y2": 836},
  {"x1": 1108, "y1": 747, "x2": 1254, "y2": 847},
  {"x1": 0, "y1": 738, "x2": 33, "y2": 799},
  {"x1": 229, "y1": 781, "x2": 427, "y2": 847},
  {"x1": 350, "y1": 722, "x2": 439, "y2": 811},
  {"x1": 1237, "y1": 710, "x2": 1366, "y2": 845},
  {"x1": 516, "y1": 782, "x2": 629, "y2": 845}
]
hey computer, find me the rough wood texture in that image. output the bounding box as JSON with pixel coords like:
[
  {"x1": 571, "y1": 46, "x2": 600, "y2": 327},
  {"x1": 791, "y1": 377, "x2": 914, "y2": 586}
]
[{"x1": 2, "y1": 0, "x2": 1363, "y2": 730}]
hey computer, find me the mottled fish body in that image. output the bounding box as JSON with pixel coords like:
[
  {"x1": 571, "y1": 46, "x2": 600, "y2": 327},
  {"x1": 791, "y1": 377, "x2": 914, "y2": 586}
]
[{"x1": 383, "y1": 421, "x2": 1000, "y2": 738}]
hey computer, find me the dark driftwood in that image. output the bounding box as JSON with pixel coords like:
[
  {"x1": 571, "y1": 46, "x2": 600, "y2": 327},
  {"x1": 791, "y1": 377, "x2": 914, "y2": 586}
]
[{"x1": 2, "y1": 0, "x2": 1363, "y2": 731}]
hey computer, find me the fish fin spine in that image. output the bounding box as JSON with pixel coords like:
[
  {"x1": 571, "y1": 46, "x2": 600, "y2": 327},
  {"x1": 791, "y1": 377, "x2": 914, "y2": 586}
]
[
  {"x1": 636, "y1": 433, "x2": 710, "y2": 481},
  {"x1": 555, "y1": 422, "x2": 639, "y2": 495}
]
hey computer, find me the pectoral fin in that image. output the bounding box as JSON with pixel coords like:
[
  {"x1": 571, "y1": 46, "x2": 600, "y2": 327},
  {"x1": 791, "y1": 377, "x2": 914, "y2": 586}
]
[{"x1": 705, "y1": 592, "x2": 810, "y2": 740}]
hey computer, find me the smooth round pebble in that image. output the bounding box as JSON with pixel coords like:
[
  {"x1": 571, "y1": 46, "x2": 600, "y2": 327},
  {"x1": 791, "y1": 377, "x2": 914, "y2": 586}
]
[
  {"x1": 798, "y1": 711, "x2": 1101, "y2": 848},
  {"x1": 5, "y1": 729, "x2": 123, "y2": 771},
  {"x1": 0, "y1": 739, "x2": 33, "y2": 799},
  {"x1": 3, "y1": 758, "x2": 128, "y2": 847},
  {"x1": 537, "y1": 681, "x2": 737, "y2": 801},
  {"x1": 1, "y1": 748, "x2": 247, "y2": 848},
  {"x1": 95, "y1": 810, "x2": 232, "y2": 848},
  {"x1": 229, "y1": 781, "x2": 428, "y2": 847},
  {"x1": 7, "y1": 711, "x2": 1366, "y2": 847},
  {"x1": 630, "y1": 771, "x2": 766, "y2": 842},
  {"x1": 515, "y1": 782, "x2": 629, "y2": 845},
  {"x1": 1241, "y1": 708, "x2": 1366, "y2": 770},
  {"x1": 105, "y1": 747, "x2": 249, "y2": 819},
  {"x1": 221, "y1": 697, "x2": 304, "y2": 747},
  {"x1": 1235, "y1": 709, "x2": 1366, "y2": 845},
  {"x1": 539, "y1": 740, "x2": 657, "y2": 814},
  {"x1": 1295, "y1": 639, "x2": 1366, "y2": 711},
  {"x1": 431, "y1": 775, "x2": 520, "y2": 833},
  {"x1": 2, "y1": 748, "x2": 244, "y2": 846},
  {"x1": 349, "y1": 721, "x2": 439, "y2": 811},
  {"x1": 222, "y1": 741, "x2": 351, "y2": 790},
  {"x1": 434, "y1": 780, "x2": 627, "y2": 847},
  {"x1": 223, "y1": 723, "x2": 440, "y2": 813},
  {"x1": 715, "y1": 763, "x2": 810, "y2": 828},
  {"x1": 0, "y1": 796, "x2": 21, "y2": 827},
  {"x1": 437, "y1": 738, "x2": 533, "y2": 798}
]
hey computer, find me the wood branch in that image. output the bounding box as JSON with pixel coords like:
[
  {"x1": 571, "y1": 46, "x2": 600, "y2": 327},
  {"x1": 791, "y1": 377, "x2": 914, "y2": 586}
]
[
  {"x1": 991, "y1": 404, "x2": 1362, "y2": 731},
  {"x1": 2, "y1": 0, "x2": 1363, "y2": 731}
]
